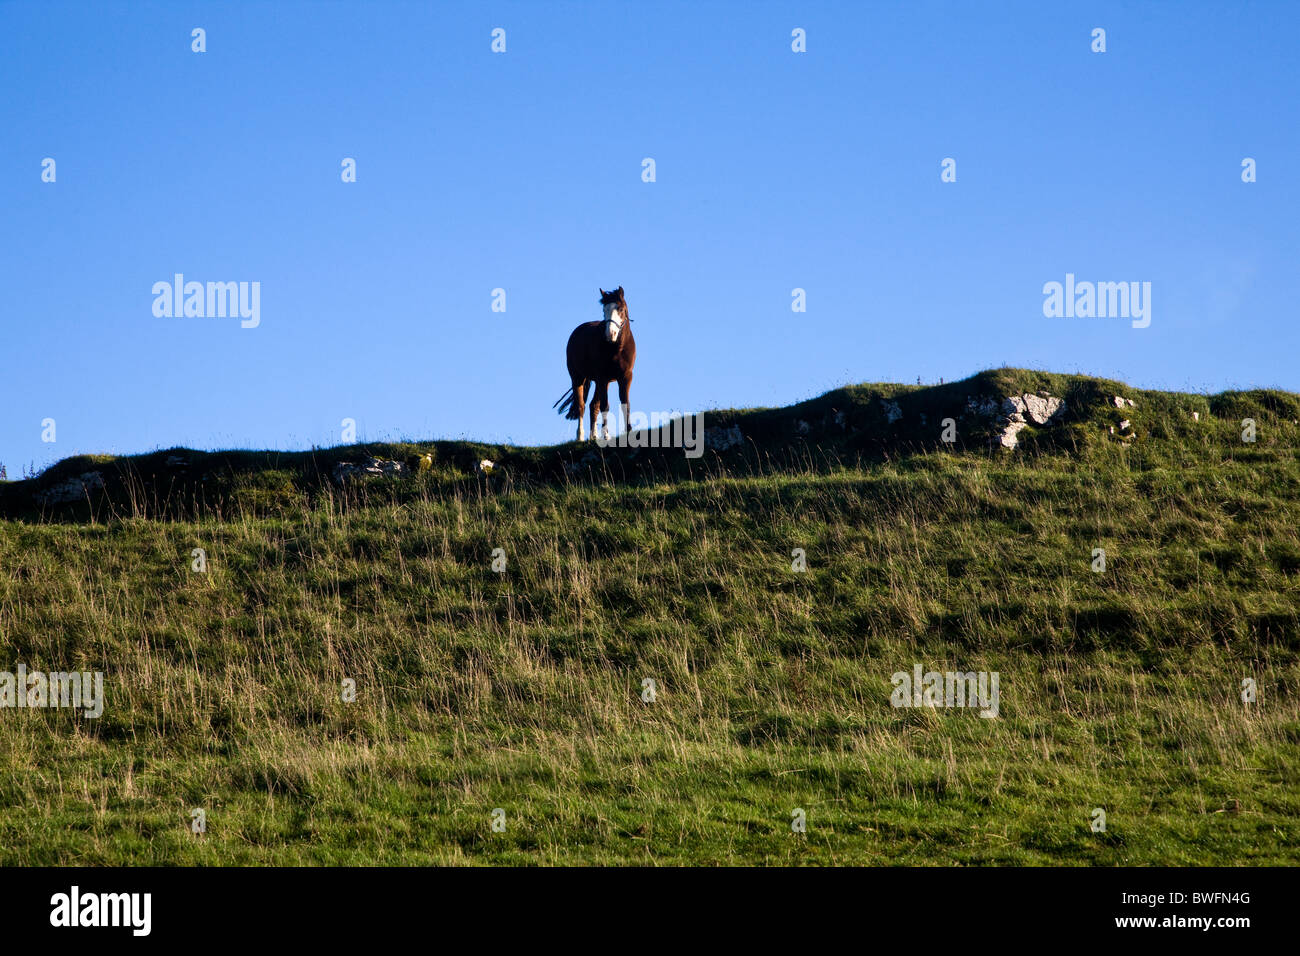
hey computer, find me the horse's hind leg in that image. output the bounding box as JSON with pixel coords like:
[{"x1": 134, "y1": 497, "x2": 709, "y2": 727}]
[{"x1": 571, "y1": 379, "x2": 587, "y2": 440}]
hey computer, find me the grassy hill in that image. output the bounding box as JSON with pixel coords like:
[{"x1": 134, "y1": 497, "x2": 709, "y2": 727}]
[{"x1": 1, "y1": 368, "x2": 1297, "y2": 865}]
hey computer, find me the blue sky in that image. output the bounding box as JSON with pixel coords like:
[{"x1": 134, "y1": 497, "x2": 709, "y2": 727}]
[{"x1": 3, "y1": 0, "x2": 1297, "y2": 470}]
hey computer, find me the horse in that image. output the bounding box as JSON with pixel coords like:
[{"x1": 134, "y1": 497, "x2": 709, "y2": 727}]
[{"x1": 552, "y1": 287, "x2": 636, "y2": 442}]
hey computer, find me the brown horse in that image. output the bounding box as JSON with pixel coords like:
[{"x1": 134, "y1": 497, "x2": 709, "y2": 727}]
[{"x1": 552, "y1": 287, "x2": 636, "y2": 442}]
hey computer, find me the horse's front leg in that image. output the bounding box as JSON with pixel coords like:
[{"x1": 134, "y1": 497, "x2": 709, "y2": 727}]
[
  {"x1": 617, "y1": 373, "x2": 632, "y2": 439},
  {"x1": 589, "y1": 381, "x2": 605, "y2": 442},
  {"x1": 595, "y1": 381, "x2": 612, "y2": 442}
]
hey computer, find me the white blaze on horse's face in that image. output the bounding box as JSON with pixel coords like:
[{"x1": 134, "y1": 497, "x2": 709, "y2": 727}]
[{"x1": 603, "y1": 302, "x2": 624, "y2": 343}]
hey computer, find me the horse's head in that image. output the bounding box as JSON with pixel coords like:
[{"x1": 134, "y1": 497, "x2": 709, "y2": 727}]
[{"x1": 599, "y1": 287, "x2": 627, "y2": 343}]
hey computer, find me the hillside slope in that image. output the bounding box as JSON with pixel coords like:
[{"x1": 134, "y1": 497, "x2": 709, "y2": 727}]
[
  {"x1": 5, "y1": 367, "x2": 1299, "y2": 521},
  {"x1": 1, "y1": 369, "x2": 1297, "y2": 865}
]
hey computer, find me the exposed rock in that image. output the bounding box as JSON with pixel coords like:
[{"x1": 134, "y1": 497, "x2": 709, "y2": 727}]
[
  {"x1": 1022, "y1": 394, "x2": 1064, "y2": 425},
  {"x1": 332, "y1": 457, "x2": 404, "y2": 484},
  {"x1": 881, "y1": 399, "x2": 903, "y2": 424},
  {"x1": 165, "y1": 455, "x2": 188, "y2": 467},
  {"x1": 1113, "y1": 395, "x2": 1136, "y2": 408},
  {"x1": 795, "y1": 419, "x2": 810, "y2": 435},
  {"x1": 1001, "y1": 394, "x2": 1063, "y2": 426},
  {"x1": 565, "y1": 450, "x2": 604, "y2": 475},
  {"x1": 982, "y1": 393, "x2": 1067, "y2": 449},
  {"x1": 1110, "y1": 420, "x2": 1136, "y2": 441},
  {"x1": 998, "y1": 421, "x2": 1029, "y2": 448},
  {"x1": 36, "y1": 471, "x2": 105, "y2": 504},
  {"x1": 965, "y1": 396, "x2": 1002, "y2": 418},
  {"x1": 833, "y1": 410, "x2": 846, "y2": 429},
  {"x1": 705, "y1": 425, "x2": 745, "y2": 451},
  {"x1": 476, "y1": 459, "x2": 496, "y2": 475}
]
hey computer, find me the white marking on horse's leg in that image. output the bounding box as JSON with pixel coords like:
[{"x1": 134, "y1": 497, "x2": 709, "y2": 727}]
[
  {"x1": 577, "y1": 417, "x2": 585, "y2": 442},
  {"x1": 600, "y1": 410, "x2": 611, "y2": 442}
]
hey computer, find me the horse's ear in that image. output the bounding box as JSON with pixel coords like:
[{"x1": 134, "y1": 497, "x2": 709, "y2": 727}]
[
  {"x1": 599, "y1": 288, "x2": 606, "y2": 297},
  {"x1": 616, "y1": 286, "x2": 624, "y2": 297}
]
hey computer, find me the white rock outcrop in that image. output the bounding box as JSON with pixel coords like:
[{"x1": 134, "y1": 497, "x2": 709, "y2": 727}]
[
  {"x1": 997, "y1": 420, "x2": 1030, "y2": 448},
  {"x1": 1007, "y1": 393, "x2": 1064, "y2": 425},
  {"x1": 332, "y1": 457, "x2": 404, "y2": 484},
  {"x1": 968, "y1": 392, "x2": 1067, "y2": 449},
  {"x1": 705, "y1": 425, "x2": 745, "y2": 451},
  {"x1": 36, "y1": 471, "x2": 105, "y2": 504}
]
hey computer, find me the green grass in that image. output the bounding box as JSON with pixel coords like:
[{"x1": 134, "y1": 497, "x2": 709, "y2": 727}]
[{"x1": 0, "y1": 369, "x2": 1296, "y2": 864}]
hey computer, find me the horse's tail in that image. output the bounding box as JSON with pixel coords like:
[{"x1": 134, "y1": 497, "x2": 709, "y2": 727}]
[{"x1": 552, "y1": 385, "x2": 579, "y2": 419}]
